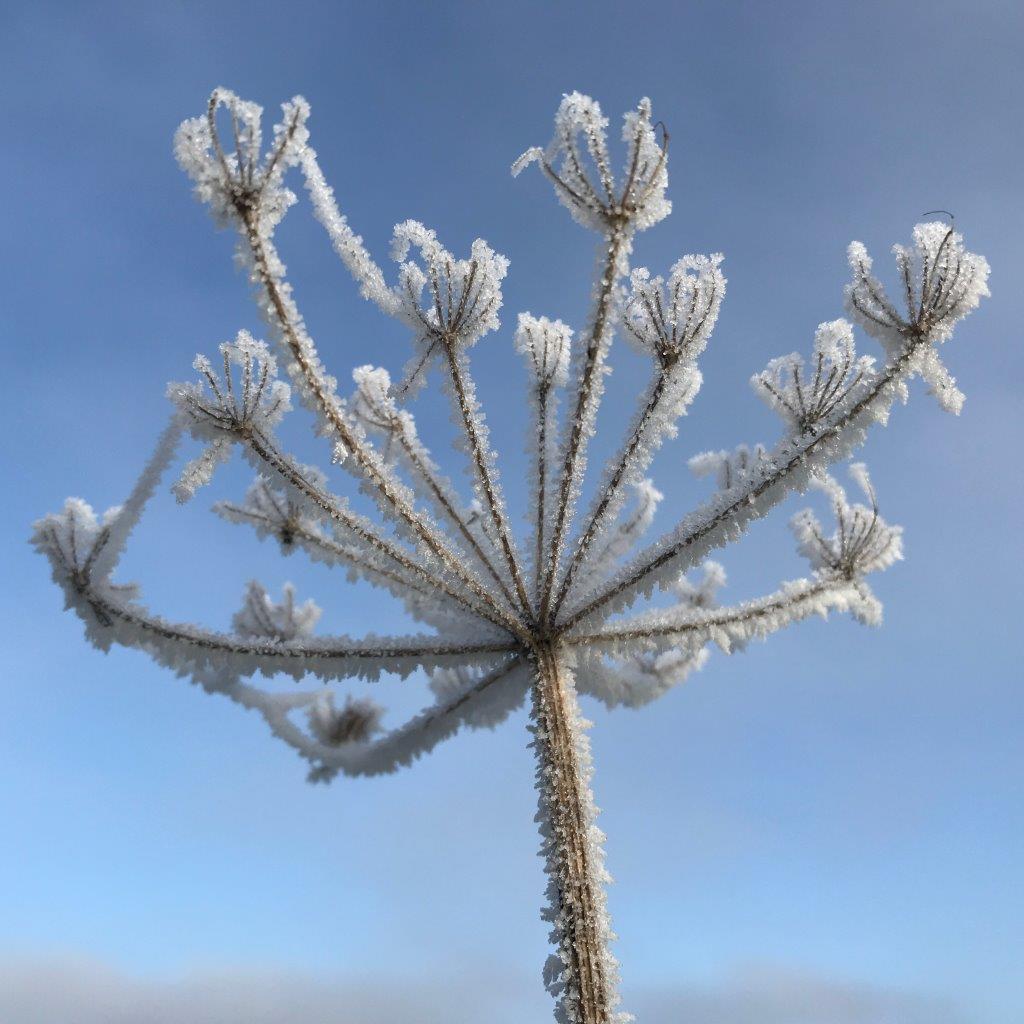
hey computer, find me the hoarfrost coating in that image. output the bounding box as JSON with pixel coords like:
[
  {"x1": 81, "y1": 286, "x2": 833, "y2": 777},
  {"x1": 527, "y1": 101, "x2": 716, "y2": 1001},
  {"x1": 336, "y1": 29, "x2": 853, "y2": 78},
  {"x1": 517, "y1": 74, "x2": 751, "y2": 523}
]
[{"x1": 34, "y1": 88, "x2": 989, "y2": 1024}]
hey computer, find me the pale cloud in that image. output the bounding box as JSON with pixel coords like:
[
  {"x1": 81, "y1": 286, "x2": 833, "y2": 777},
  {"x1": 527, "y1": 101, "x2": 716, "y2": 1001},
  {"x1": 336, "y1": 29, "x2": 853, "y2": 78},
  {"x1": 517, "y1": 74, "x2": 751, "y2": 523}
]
[
  {"x1": 629, "y1": 963, "x2": 968, "y2": 1024},
  {"x1": 0, "y1": 955, "x2": 968, "y2": 1024}
]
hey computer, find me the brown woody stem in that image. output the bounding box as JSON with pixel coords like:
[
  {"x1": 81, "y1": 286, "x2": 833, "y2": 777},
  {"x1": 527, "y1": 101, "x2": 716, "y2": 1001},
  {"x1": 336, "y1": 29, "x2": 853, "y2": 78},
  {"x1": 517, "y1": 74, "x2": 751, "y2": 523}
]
[{"x1": 531, "y1": 647, "x2": 617, "y2": 1024}]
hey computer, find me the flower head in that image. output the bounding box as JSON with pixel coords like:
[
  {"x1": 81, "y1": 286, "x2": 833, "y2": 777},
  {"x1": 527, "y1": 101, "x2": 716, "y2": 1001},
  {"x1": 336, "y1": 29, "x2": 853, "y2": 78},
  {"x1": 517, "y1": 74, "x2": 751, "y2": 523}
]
[
  {"x1": 389, "y1": 222, "x2": 508, "y2": 394},
  {"x1": 513, "y1": 93, "x2": 670, "y2": 234},
  {"x1": 752, "y1": 319, "x2": 876, "y2": 433},
  {"x1": 349, "y1": 365, "x2": 415, "y2": 462},
  {"x1": 623, "y1": 255, "x2": 725, "y2": 369},
  {"x1": 167, "y1": 331, "x2": 291, "y2": 502},
  {"x1": 845, "y1": 220, "x2": 990, "y2": 351},
  {"x1": 308, "y1": 693, "x2": 384, "y2": 746},
  {"x1": 175, "y1": 88, "x2": 309, "y2": 232},
  {"x1": 169, "y1": 331, "x2": 290, "y2": 440},
  {"x1": 792, "y1": 464, "x2": 903, "y2": 581},
  {"x1": 392, "y1": 222, "x2": 508, "y2": 346},
  {"x1": 689, "y1": 443, "x2": 771, "y2": 492},
  {"x1": 232, "y1": 580, "x2": 321, "y2": 642},
  {"x1": 215, "y1": 472, "x2": 326, "y2": 553},
  {"x1": 515, "y1": 314, "x2": 572, "y2": 390},
  {"x1": 32, "y1": 499, "x2": 126, "y2": 596}
]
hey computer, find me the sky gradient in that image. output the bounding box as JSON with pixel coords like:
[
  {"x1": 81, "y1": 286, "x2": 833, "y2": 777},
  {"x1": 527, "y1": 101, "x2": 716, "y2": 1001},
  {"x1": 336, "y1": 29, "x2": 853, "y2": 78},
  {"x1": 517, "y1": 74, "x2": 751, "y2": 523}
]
[{"x1": 2, "y1": 2, "x2": 1022, "y2": 1021}]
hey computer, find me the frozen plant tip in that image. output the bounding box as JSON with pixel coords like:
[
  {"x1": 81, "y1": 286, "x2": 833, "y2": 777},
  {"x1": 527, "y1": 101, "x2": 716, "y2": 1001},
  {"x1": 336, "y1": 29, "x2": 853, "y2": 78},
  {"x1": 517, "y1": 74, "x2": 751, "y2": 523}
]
[{"x1": 35, "y1": 88, "x2": 990, "y2": 1024}]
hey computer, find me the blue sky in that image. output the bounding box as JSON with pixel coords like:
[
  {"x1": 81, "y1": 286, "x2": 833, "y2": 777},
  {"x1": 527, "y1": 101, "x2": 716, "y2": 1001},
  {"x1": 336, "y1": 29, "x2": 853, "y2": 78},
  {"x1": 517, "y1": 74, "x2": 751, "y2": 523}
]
[{"x1": 2, "y1": 1, "x2": 1021, "y2": 1021}]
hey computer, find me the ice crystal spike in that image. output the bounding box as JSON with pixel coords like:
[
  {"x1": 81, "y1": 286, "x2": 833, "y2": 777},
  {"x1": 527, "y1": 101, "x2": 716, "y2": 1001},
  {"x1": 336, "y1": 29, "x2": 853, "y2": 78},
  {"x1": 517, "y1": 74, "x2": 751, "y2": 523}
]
[{"x1": 36, "y1": 86, "x2": 991, "y2": 1024}]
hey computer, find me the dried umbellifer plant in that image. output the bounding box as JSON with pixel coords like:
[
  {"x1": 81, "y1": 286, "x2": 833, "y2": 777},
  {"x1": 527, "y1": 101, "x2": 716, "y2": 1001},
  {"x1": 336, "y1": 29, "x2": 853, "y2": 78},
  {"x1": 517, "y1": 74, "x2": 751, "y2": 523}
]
[{"x1": 34, "y1": 89, "x2": 990, "y2": 1023}]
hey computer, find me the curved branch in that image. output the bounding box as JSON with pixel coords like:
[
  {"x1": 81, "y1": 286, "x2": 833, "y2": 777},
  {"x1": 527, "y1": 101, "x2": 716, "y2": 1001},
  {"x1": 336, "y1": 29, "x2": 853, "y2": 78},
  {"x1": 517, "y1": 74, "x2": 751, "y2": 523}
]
[
  {"x1": 90, "y1": 417, "x2": 185, "y2": 580},
  {"x1": 309, "y1": 657, "x2": 529, "y2": 779},
  {"x1": 76, "y1": 580, "x2": 520, "y2": 683}
]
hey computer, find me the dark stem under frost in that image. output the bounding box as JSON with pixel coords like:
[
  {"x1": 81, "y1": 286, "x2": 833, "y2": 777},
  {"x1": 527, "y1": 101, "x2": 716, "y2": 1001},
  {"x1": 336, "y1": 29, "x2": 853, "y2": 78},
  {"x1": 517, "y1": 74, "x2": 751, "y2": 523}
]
[
  {"x1": 541, "y1": 230, "x2": 628, "y2": 627},
  {"x1": 532, "y1": 648, "x2": 618, "y2": 1024}
]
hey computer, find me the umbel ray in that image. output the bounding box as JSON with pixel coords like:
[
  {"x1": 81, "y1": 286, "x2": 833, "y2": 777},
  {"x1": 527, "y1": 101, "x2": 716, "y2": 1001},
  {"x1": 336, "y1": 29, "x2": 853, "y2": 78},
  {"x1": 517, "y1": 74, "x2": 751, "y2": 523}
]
[{"x1": 34, "y1": 88, "x2": 989, "y2": 1024}]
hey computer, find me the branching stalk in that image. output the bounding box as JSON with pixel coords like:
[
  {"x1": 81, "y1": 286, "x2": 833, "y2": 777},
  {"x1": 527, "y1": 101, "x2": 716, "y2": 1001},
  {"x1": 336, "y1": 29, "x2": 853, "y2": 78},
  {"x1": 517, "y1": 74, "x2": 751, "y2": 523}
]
[
  {"x1": 559, "y1": 335, "x2": 926, "y2": 633},
  {"x1": 241, "y1": 212, "x2": 525, "y2": 638},
  {"x1": 38, "y1": 89, "x2": 988, "y2": 1024},
  {"x1": 245, "y1": 428, "x2": 520, "y2": 635}
]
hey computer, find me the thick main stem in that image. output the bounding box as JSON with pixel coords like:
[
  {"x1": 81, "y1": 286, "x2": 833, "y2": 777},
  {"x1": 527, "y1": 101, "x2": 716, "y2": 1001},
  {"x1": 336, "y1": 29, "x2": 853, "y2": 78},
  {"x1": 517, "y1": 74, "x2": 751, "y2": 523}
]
[{"x1": 532, "y1": 647, "x2": 620, "y2": 1024}]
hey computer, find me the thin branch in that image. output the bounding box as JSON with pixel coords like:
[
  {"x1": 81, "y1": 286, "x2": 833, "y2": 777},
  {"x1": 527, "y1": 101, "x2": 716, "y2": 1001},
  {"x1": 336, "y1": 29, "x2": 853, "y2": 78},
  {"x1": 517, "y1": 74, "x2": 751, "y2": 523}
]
[
  {"x1": 552, "y1": 367, "x2": 669, "y2": 619},
  {"x1": 540, "y1": 229, "x2": 629, "y2": 626},
  {"x1": 395, "y1": 426, "x2": 521, "y2": 614},
  {"x1": 81, "y1": 584, "x2": 520, "y2": 677},
  {"x1": 566, "y1": 577, "x2": 840, "y2": 647},
  {"x1": 216, "y1": 500, "x2": 446, "y2": 611},
  {"x1": 535, "y1": 381, "x2": 551, "y2": 604},
  {"x1": 243, "y1": 428, "x2": 521, "y2": 636},
  {"x1": 441, "y1": 341, "x2": 534, "y2": 617}
]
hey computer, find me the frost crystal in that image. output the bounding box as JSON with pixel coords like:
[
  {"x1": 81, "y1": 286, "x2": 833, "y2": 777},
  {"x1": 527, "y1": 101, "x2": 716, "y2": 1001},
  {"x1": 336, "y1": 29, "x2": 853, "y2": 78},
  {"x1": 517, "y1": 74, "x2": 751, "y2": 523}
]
[{"x1": 36, "y1": 88, "x2": 990, "y2": 1024}]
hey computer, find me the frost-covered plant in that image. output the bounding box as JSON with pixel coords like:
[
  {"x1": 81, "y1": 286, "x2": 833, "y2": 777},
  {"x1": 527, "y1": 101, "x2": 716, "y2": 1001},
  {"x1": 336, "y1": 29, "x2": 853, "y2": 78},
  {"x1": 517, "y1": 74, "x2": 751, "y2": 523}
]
[{"x1": 33, "y1": 88, "x2": 990, "y2": 1024}]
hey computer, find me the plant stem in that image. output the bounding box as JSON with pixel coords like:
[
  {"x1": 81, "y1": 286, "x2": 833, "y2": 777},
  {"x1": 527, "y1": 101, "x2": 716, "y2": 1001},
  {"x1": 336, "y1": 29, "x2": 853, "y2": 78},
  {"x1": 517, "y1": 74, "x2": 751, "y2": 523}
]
[{"x1": 531, "y1": 646, "x2": 619, "y2": 1024}]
